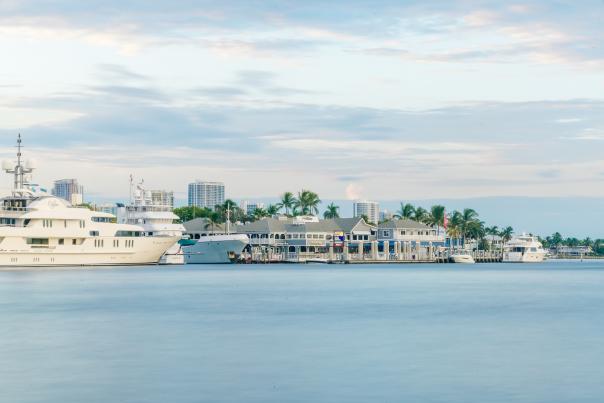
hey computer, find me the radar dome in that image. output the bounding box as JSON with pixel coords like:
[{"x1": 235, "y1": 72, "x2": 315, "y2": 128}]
[
  {"x1": 1, "y1": 160, "x2": 13, "y2": 170},
  {"x1": 24, "y1": 159, "x2": 37, "y2": 169}
]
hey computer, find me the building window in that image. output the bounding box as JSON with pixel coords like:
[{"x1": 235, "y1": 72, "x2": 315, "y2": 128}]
[{"x1": 58, "y1": 239, "x2": 64, "y2": 245}]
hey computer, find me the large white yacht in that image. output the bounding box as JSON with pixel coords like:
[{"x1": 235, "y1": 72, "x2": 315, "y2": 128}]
[
  {"x1": 182, "y1": 215, "x2": 249, "y2": 264},
  {"x1": 503, "y1": 233, "x2": 547, "y2": 263},
  {"x1": 0, "y1": 136, "x2": 180, "y2": 267},
  {"x1": 116, "y1": 178, "x2": 185, "y2": 264}
]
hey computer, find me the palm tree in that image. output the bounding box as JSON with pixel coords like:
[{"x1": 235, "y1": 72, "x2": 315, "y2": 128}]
[
  {"x1": 277, "y1": 192, "x2": 296, "y2": 216},
  {"x1": 296, "y1": 189, "x2": 321, "y2": 215},
  {"x1": 485, "y1": 225, "x2": 499, "y2": 251},
  {"x1": 252, "y1": 207, "x2": 269, "y2": 221},
  {"x1": 204, "y1": 212, "x2": 221, "y2": 233},
  {"x1": 459, "y1": 208, "x2": 479, "y2": 246},
  {"x1": 323, "y1": 202, "x2": 340, "y2": 219},
  {"x1": 266, "y1": 204, "x2": 280, "y2": 217},
  {"x1": 427, "y1": 205, "x2": 446, "y2": 235},
  {"x1": 394, "y1": 202, "x2": 415, "y2": 220},
  {"x1": 499, "y1": 226, "x2": 514, "y2": 244},
  {"x1": 447, "y1": 210, "x2": 463, "y2": 249},
  {"x1": 413, "y1": 207, "x2": 429, "y2": 223}
]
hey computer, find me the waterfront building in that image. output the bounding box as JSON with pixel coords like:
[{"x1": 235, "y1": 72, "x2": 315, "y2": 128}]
[
  {"x1": 353, "y1": 200, "x2": 379, "y2": 225},
  {"x1": 188, "y1": 180, "x2": 224, "y2": 210},
  {"x1": 52, "y1": 178, "x2": 84, "y2": 205},
  {"x1": 235, "y1": 215, "x2": 376, "y2": 255},
  {"x1": 378, "y1": 219, "x2": 445, "y2": 244},
  {"x1": 554, "y1": 245, "x2": 593, "y2": 257}
]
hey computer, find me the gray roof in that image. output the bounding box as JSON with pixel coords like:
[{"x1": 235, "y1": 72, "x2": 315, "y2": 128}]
[
  {"x1": 378, "y1": 219, "x2": 433, "y2": 230},
  {"x1": 236, "y1": 216, "x2": 375, "y2": 234},
  {"x1": 183, "y1": 217, "x2": 230, "y2": 232}
]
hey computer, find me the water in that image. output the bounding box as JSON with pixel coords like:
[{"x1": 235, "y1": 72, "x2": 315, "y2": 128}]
[{"x1": 2, "y1": 261, "x2": 604, "y2": 403}]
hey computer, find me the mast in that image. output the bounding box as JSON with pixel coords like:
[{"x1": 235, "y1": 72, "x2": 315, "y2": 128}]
[{"x1": 4, "y1": 134, "x2": 34, "y2": 191}]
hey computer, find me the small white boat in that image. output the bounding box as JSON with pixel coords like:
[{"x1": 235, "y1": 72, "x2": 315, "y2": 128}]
[{"x1": 450, "y1": 253, "x2": 475, "y2": 264}]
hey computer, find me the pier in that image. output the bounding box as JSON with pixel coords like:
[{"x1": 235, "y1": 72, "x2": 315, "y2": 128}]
[{"x1": 246, "y1": 245, "x2": 502, "y2": 264}]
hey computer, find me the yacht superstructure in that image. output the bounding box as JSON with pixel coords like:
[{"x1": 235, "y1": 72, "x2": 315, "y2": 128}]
[
  {"x1": 0, "y1": 135, "x2": 180, "y2": 267},
  {"x1": 503, "y1": 234, "x2": 547, "y2": 263},
  {"x1": 116, "y1": 178, "x2": 185, "y2": 264}
]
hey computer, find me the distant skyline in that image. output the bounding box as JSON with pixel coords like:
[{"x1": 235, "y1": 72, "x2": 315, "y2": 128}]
[{"x1": 1, "y1": 1, "x2": 603, "y2": 214}]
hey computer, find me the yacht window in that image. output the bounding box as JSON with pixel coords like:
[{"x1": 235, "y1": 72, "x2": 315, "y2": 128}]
[
  {"x1": 72, "y1": 239, "x2": 77, "y2": 245},
  {"x1": 27, "y1": 238, "x2": 49, "y2": 245},
  {"x1": 114, "y1": 231, "x2": 142, "y2": 237},
  {"x1": 24, "y1": 219, "x2": 30, "y2": 226},
  {"x1": 58, "y1": 239, "x2": 64, "y2": 245}
]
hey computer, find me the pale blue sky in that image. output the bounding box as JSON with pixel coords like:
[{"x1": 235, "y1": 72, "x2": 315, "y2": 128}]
[{"x1": 1, "y1": 0, "x2": 603, "y2": 222}]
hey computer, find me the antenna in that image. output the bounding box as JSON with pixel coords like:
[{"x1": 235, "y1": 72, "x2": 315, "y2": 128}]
[{"x1": 3, "y1": 133, "x2": 34, "y2": 190}]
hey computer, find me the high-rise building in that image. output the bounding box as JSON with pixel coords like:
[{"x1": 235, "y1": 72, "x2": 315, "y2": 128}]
[
  {"x1": 241, "y1": 201, "x2": 265, "y2": 216},
  {"x1": 145, "y1": 190, "x2": 174, "y2": 208},
  {"x1": 188, "y1": 181, "x2": 225, "y2": 210},
  {"x1": 379, "y1": 210, "x2": 394, "y2": 222},
  {"x1": 52, "y1": 179, "x2": 84, "y2": 205},
  {"x1": 353, "y1": 200, "x2": 379, "y2": 225}
]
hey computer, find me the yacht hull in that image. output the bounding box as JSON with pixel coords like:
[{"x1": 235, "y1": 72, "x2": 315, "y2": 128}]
[
  {"x1": 0, "y1": 236, "x2": 179, "y2": 267},
  {"x1": 503, "y1": 252, "x2": 546, "y2": 263},
  {"x1": 183, "y1": 235, "x2": 249, "y2": 264},
  {"x1": 450, "y1": 254, "x2": 476, "y2": 264}
]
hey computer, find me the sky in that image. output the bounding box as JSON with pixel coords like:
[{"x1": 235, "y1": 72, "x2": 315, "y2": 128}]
[{"x1": 0, "y1": 0, "x2": 603, "y2": 234}]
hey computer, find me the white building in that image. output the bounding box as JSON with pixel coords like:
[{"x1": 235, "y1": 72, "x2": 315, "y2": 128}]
[
  {"x1": 188, "y1": 181, "x2": 224, "y2": 210},
  {"x1": 52, "y1": 179, "x2": 84, "y2": 205},
  {"x1": 379, "y1": 210, "x2": 394, "y2": 222},
  {"x1": 353, "y1": 200, "x2": 379, "y2": 225},
  {"x1": 144, "y1": 189, "x2": 174, "y2": 208}
]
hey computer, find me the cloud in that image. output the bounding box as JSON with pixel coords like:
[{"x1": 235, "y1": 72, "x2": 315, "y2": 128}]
[{"x1": 345, "y1": 183, "x2": 363, "y2": 200}]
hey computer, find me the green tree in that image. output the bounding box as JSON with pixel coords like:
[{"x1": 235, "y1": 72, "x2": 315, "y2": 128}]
[
  {"x1": 485, "y1": 225, "x2": 499, "y2": 251},
  {"x1": 323, "y1": 202, "x2": 340, "y2": 219},
  {"x1": 551, "y1": 232, "x2": 563, "y2": 248},
  {"x1": 295, "y1": 190, "x2": 321, "y2": 215},
  {"x1": 266, "y1": 204, "x2": 280, "y2": 216},
  {"x1": 204, "y1": 212, "x2": 222, "y2": 233},
  {"x1": 427, "y1": 205, "x2": 446, "y2": 235},
  {"x1": 413, "y1": 207, "x2": 429, "y2": 223},
  {"x1": 277, "y1": 192, "x2": 296, "y2": 216},
  {"x1": 252, "y1": 207, "x2": 269, "y2": 221},
  {"x1": 394, "y1": 203, "x2": 415, "y2": 219},
  {"x1": 173, "y1": 206, "x2": 212, "y2": 222},
  {"x1": 499, "y1": 226, "x2": 514, "y2": 243}
]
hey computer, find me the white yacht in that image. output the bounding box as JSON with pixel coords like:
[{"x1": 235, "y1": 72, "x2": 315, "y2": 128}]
[
  {"x1": 182, "y1": 233, "x2": 249, "y2": 264},
  {"x1": 182, "y1": 213, "x2": 249, "y2": 264},
  {"x1": 116, "y1": 178, "x2": 185, "y2": 264},
  {"x1": 0, "y1": 136, "x2": 180, "y2": 267},
  {"x1": 503, "y1": 233, "x2": 547, "y2": 263}
]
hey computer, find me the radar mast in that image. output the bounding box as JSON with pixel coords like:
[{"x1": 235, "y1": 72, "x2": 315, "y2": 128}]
[{"x1": 3, "y1": 134, "x2": 34, "y2": 191}]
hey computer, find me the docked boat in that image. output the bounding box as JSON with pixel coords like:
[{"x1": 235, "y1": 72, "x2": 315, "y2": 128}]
[
  {"x1": 182, "y1": 233, "x2": 249, "y2": 264},
  {"x1": 450, "y1": 252, "x2": 475, "y2": 264},
  {"x1": 0, "y1": 135, "x2": 180, "y2": 267},
  {"x1": 503, "y1": 233, "x2": 547, "y2": 263},
  {"x1": 116, "y1": 178, "x2": 185, "y2": 264}
]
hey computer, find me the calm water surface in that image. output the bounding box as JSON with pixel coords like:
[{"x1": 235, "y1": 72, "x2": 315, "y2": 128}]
[{"x1": 2, "y1": 261, "x2": 604, "y2": 403}]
